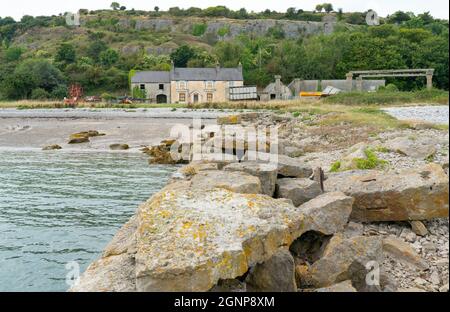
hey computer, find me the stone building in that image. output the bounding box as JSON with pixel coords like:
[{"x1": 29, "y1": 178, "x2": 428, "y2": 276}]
[
  {"x1": 260, "y1": 75, "x2": 292, "y2": 101},
  {"x1": 131, "y1": 64, "x2": 244, "y2": 104}
]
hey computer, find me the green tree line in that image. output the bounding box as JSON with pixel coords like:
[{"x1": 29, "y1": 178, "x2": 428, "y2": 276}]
[{"x1": 0, "y1": 9, "x2": 448, "y2": 100}]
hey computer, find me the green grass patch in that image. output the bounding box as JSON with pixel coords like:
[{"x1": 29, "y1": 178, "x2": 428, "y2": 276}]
[
  {"x1": 323, "y1": 89, "x2": 449, "y2": 106},
  {"x1": 354, "y1": 149, "x2": 388, "y2": 170},
  {"x1": 330, "y1": 161, "x2": 341, "y2": 172}
]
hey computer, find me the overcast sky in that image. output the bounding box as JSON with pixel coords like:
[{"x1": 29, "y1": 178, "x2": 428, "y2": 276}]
[{"x1": 2, "y1": 0, "x2": 449, "y2": 21}]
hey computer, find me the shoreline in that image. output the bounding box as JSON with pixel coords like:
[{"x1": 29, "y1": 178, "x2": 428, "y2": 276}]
[{"x1": 70, "y1": 111, "x2": 449, "y2": 293}]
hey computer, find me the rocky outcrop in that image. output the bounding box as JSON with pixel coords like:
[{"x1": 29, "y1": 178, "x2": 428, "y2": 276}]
[
  {"x1": 72, "y1": 188, "x2": 353, "y2": 292},
  {"x1": 276, "y1": 178, "x2": 323, "y2": 207},
  {"x1": 68, "y1": 130, "x2": 105, "y2": 144},
  {"x1": 324, "y1": 164, "x2": 449, "y2": 222}
]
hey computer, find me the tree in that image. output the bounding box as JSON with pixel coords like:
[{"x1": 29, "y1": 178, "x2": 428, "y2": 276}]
[
  {"x1": 110, "y1": 2, "x2": 120, "y2": 10},
  {"x1": 87, "y1": 40, "x2": 108, "y2": 61},
  {"x1": 99, "y1": 48, "x2": 119, "y2": 67},
  {"x1": 387, "y1": 11, "x2": 412, "y2": 24},
  {"x1": 3, "y1": 58, "x2": 64, "y2": 99},
  {"x1": 55, "y1": 43, "x2": 76, "y2": 64},
  {"x1": 170, "y1": 45, "x2": 196, "y2": 67},
  {"x1": 120, "y1": 6, "x2": 126, "y2": 11},
  {"x1": 154, "y1": 6, "x2": 160, "y2": 12},
  {"x1": 315, "y1": 5, "x2": 323, "y2": 12},
  {"x1": 323, "y1": 3, "x2": 334, "y2": 13},
  {"x1": 5, "y1": 46, "x2": 24, "y2": 62}
]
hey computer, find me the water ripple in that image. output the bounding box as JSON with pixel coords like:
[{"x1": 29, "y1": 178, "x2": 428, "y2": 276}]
[{"x1": 0, "y1": 151, "x2": 175, "y2": 292}]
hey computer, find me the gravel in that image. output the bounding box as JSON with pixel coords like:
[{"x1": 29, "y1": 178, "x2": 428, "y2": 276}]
[{"x1": 383, "y1": 106, "x2": 449, "y2": 125}]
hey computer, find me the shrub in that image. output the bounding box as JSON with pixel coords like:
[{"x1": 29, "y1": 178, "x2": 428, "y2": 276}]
[
  {"x1": 31, "y1": 88, "x2": 50, "y2": 100},
  {"x1": 192, "y1": 23, "x2": 207, "y2": 36}
]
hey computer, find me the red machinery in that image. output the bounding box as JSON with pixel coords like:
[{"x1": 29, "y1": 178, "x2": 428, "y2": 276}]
[{"x1": 64, "y1": 84, "x2": 83, "y2": 107}]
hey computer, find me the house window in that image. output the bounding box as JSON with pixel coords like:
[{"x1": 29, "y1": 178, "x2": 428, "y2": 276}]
[
  {"x1": 140, "y1": 84, "x2": 145, "y2": 90},
  {"x1": 229, "y1": 81, "x2": 235, "y2": 87},
  {"x1": 159, "y1": 84, "x2": 164, "y2": 90},
  {"x1": 178, "y1": 81, "x2": 187, "y2": 89},
  {"x1": 205, "y1": 81, "x2": 214, "y2": 89},
  {"x1": 207, "y1": 93, "x2": 213, "y2": 102},
  {"x1": 179, "y1": 93, "x2": 186, "y2": 102}
]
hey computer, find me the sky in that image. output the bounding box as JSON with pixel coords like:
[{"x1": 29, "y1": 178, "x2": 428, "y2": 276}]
[{"x1": 1, "y1": 0, "x2": 449, "y2": 21}]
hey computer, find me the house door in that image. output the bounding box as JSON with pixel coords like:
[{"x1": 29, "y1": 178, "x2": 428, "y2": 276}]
[
  {"x1": 193, "y1": 94, "x2": 199, "y2": 103},
  {"x1": 156, "y1": 94, "x2": 167, "y2": 104}
]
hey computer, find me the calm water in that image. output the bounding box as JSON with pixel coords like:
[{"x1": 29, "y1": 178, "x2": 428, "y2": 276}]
[{"x1": 0, "y1": 150, "x2": 175, "y2": 292}]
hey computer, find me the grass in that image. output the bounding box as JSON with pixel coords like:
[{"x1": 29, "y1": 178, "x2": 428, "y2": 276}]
[
  {"x1": 354, "y1": 149, "x2": 388, "y2": 170},
  {"x1": 323, "y1": 89, "x2": 449, "y2": 106},
  {"x1": 331, "y1": 149, "x2": 388, "y2": 172}
]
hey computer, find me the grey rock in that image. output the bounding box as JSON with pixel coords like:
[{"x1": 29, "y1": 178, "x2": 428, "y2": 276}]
[
  {"x1": 245, "y1": 249, "x2": 297, "y2": 292},
  {"x1": 276, "y1": 178, "x2": 322, "y2": 206},
  {"x1": 224, "y1": 162, "x2": 278, "y2": 196}
]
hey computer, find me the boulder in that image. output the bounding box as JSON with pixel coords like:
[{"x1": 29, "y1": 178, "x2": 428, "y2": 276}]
[
  {"x1": 110, "y1": 144, "x2": 130, "y2": 151},
  {"x1": 72, "y1": 188, "x2": 353, "y2": 292},
  {"x1": 190, "y1": 170, "x2": 262, "y2": 194},
  {"x1": 217, "y1": 115, "x2": 241, "y2": 125},
  {"x1": 68, "y1": 137, "x2": 90, "y2": 144},
  {"x1": 315, "y1": 280, "x2": 357, "y2": 292},
  {"x1": 382, "y1": 236, "x2": 429, "y2": 270},
  {"x1": 383, "y1": 136, "x2": 436, "y2": 160},
  {"x1": 410, "y1": 221, "x2": 428, "y2": 236},
  {"x1": 70, "y1": 254, "x2": 136, "y2": 292},
  {"x1": 298, "y1": 192, "x2": 354, "y2": 235},
  {"x1": 42, "y1": 144, "x2": 62, "y2": 151},
  {"x1": 103, "y1": 216, "x2": 138, "y2": 258},
  {"x1": 245, "y1": 249, "x2": 297, "y2": 292},
  {"x1": 224, "y1": 162, "x2": 278, "y2": 196},
  {"x1": 309, "y1": 235, "x2": 383, "y2": 288},
  {"x1": 276, "y1": 155, "x2": 313, "y2": 178},
  {"x1": 276, "y1": 178, "x2": 323, "y2": 207},
  {"x1": 324, "y1": 164, "x2": 449, "y2": 222}
]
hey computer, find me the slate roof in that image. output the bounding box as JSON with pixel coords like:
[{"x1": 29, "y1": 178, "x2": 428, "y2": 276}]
[
  {"x1": 131, "y1": 71, "x2": 171, "y2": 83},
  {"x1": 171, "y1": 67, "x2": 243, "y2": 81},
  {"x1": 132, "y1": 67, "x2": 243, "y2": 83}
]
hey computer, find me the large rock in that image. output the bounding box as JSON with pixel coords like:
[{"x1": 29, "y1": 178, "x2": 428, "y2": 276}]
[
  {"x1": 70, "y1": 254, "x2": 136, "y2": 292},
  {"x1": 309, "y1": 235, "x2": 383, "y2": 288},
  {"x1": 299, "y1": 192, "x2": 354, "y2": 235},
  {"x1": 217, "y1": 115, "x2": 242, "y2": 125},
  {"x1": 382, "y1": 236, "x2": 429, "y2": 270},
  {"x1": 190, "y1": 170, "x2": 262, "y2": 194},
  {"x1": 245, "y1": 249, "x2": 297, "y2": 292},
  {"x1": 42, "y1": 144, "x2": 62, "y2": 150},
  {"x1": 315, "y1": 280, "x2": 357, "y2": 292},
  {"x1": 277, "y1": 155, "x2": 313, "y2": 178},
  {"x1": 383, "y1": 136, "x2": 436, "y2": 159},
  {"x1": 72, "y1": 188, "x2": 353, "y2": 292},
  {"x1": 276, "y1": 178, "x2": 323, "y2": 207},
  {"x1": 324, "y1": 164, "x2": 449, "y2": 222},
  {"x1": 110, "y1": 144, "x2": 130, "y2": 151},
  {"x1": 224, "y1": 162, "x2": 278, "y2": 196}
]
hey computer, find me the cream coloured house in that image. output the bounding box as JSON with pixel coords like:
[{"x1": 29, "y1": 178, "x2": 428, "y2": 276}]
[{"x1": 131, "y1": 64, "x2": 244, "y2": 104}]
